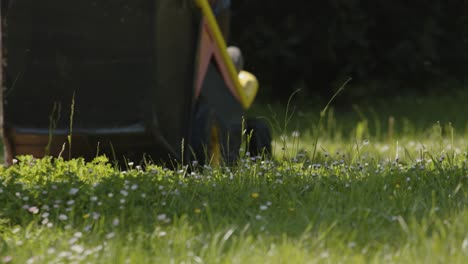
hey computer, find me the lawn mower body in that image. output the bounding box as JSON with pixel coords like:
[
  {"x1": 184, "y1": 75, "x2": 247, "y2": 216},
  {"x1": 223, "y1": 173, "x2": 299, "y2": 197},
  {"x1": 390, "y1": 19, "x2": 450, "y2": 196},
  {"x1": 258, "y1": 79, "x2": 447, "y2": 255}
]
[{"x1": 1, "y1": 0, "x2": 267, "y2": 166}]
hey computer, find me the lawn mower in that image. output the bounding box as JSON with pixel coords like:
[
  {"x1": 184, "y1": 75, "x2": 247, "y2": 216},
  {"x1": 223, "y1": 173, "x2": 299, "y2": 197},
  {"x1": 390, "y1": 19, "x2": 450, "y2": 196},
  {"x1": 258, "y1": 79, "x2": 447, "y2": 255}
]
[{"x1": 0, "y1": 0, "x2": 271, "y2": 166}]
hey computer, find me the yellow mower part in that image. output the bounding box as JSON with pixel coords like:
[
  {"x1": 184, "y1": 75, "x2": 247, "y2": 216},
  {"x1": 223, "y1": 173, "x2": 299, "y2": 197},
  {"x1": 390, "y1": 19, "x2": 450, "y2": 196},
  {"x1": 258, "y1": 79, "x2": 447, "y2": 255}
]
[{"x1": 238, "y1": 70, "x2": 259, "y2": 109}]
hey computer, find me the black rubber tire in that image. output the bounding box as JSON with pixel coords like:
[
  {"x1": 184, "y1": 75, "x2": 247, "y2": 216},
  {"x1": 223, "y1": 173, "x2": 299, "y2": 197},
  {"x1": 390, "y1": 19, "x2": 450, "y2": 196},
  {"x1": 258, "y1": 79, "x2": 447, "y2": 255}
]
[
  {"x1": 190, "y1": 100, "x2": 242, "y2": 166},
  {"x1": 246, "y1": 118, "x2": 272, "y2": 158}
]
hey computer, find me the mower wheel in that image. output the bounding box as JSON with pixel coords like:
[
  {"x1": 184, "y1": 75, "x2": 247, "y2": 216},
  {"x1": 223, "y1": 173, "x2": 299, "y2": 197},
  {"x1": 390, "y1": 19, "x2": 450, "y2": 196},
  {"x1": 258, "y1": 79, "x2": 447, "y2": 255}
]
[
  {"x1": 246, "y1": 118, "x2": 272, "y2": 158},
  {"x1": 190, "y1": 101, "x2": 242, "y2": 166}
]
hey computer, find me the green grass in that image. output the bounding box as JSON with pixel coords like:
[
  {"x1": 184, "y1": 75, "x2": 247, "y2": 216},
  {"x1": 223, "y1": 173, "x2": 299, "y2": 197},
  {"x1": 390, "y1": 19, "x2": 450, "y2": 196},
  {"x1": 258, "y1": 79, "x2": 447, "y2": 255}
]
[{"x1": 1, "y1": 93, "x2": 468, "y2": 263}]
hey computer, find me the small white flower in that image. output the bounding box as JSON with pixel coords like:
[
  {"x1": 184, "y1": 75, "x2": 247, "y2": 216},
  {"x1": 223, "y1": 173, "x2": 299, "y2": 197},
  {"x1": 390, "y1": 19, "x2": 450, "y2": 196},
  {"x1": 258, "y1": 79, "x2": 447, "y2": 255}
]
[
  {"x1": 41, "y1": 218, "x2": 49, "y2": 225},
  {"x1": 12, "y1": 159, "x2": 18, "y2": 164},
  {"x1": 0, "y1": 188, "x2": 3, "y2": 194},
  {"x1": 91, "y1": 196, "x2": 98, "y2": 202},
  {"x1": 22, "y1": 196, "x2": 29, "y2": 201},
  {"x1": 131, "y1": 184, "x2": 138, "y2": 190},
  {"x1": 128, "y1": 162, "x2": 134, "y2": 167},
  {"x1": 266, "y1": 201, "x2": 272, "y2": 206},
  {"x1": 2, "y1": 256, "x2": 13, "y2": 263},
  {"x1": 113, "y1": 218, "x2": 119, "y2": 226},
  {"x1": 46, "y1": 222, "x2": 53, "y2": 228},
  {"x1": 260, "y1": 205, "x2": 268, "y2": 211},
  {"x1": 83, "y1": 225, "x2": 92, "y2": 232},
  {"x1": 158, "y1": 231, "x2": 167, "y2": 237},
  {"x1": 74, "y1": 232, "x2": 83, "y2": 238},
  {"x1": 68, "y1": 237, "x2": 78, "y2": 245},
  {"x1": 157, "y1": 214, "x2": 167, "y2": 221},
  {"x1": 120, "y1": 190, "x2": 128, "y2": 197},
  {"x1": 255, "y1": 214, "x2": 262, "y2": 220},
  {"x1": 141, "y1": 193, "x2": 147, "y2": 198},
  {"x1": 69, "y1": 188, "x2": 79, "y2": 195},
  {"x1": 105, "y1": 232, "x2": 115, "y2": 239},
  {"x1": 67, "y1": 200, "x2": 75, "y2": 206},
  {"x1": 51, "y1": 185, "x2": 57, "y2": 190},
  {"x1": 120, "y1": 199, "x2": 125, "y2": 204},
  {"x1": 108, "y1": 193, "x2": 114, "y2": 198},
  {"x1": 70, "y1": 244, "x2": 84, "y2": 254},
  {"x1": 292, "y1": 131, "x2": 300, "y2": 138},
  {"x1": 58, "y1": 214, "x2": 68, "y2": 221},
  {"x1": 47, "y1": 248, "x2": 56, "y2": 254},
  {"x1": 92, "y1": 212, "x2": 101, "y2": 220},
  {"x1": 28, "y1": 206, "x2": 39, "y2": 214}
]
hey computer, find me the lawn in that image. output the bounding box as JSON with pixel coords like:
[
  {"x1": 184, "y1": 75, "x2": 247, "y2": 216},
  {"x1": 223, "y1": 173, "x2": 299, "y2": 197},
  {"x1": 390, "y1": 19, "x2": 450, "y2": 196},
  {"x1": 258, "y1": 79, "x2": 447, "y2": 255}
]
[{"x1": 0, "y1": 92, "x2": 467, "y2": 263}]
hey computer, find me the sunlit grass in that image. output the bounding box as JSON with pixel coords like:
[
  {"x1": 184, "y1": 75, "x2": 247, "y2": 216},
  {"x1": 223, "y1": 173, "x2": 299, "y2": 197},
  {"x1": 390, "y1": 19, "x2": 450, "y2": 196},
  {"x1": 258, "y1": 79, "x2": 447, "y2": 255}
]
[{"x1": 1, "y1": 93, "x2": 468, "y2": 263}]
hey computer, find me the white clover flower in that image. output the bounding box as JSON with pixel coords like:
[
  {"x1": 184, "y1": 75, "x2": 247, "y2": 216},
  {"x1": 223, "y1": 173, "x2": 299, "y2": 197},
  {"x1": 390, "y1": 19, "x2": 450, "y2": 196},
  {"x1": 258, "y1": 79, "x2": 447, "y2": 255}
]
[
  {"x1": 42, "y1": 212, "x2": 50, "y2": 218},
  {"x1": 260, "y1": 205, "x2": 268, "y2": 211},
  {"x1": 51, "y1": 185, "x2": 57, "y2": 190},
  {"x1": 120, "y1": 199, "x2": 125, "y2": 204},
  {"x1": 28, "y1": 206, "x2": 39, "y2": 214},
  {"x1": 69, "y1": 188, "x2": 79, "y2": 195},
  {"x1": 255, "y1": 214, "x2": 262, "y2": 220},
  {"x1": 266, "y1": 201, "x2": 272, "y2": 206},
  {"x1": 128, "y1": 162, "x2": 134, "y2": 167},
  {"x1": 12, "y1": 159, "x2": 18, "y2": 164},
  {"x1": 15, "y1": 192, "x2": 21, "y2": 197},
  {"x1": 67, "y1": 200, "x2": 75, "y2": 206},
  {"x1": 41, "y1": 218, "x2": 49, "y2": 225},
  {"x1": 141, "y1": 193, "x2": 147, "y2": 198},
  {"x1": 131, "y1": 184, "x2": 138, "y2": 190},
  {"x1": 58, "y1": 214, "x2": 68, "y2": 221},
  {"x1": 108, "y1": 193, "x2": 114, "y2": 198},
  {"x1": 46, "y1": 222, "x2": 53, "y2": 228},
  {"x1": 22, "y1": 204, "x2": 30, "y2": 210},
  {"x1": 113, "y1": 218, "x2": 119, "y2": 226},
  {"x1": 0, "y1": 188, "x2": 3, "y2": 194},
  {"x1": 91, "y1": 196, "x2": 98, "y2": 202},
  {"x1": 47, "y1": 248, "x2": 56, "y2": 255},
  {"x1": 120, "y1": 190, "x2": 128, "y2": 197},
  {"x1": 136, "y1": 165, "x2": 142, "y2": 171},
  {"x1": 74, "y1": 232, "x2": 83, "y2": 238},
  {"x1": 83, "y1": 225, "x2": 92, "y2": 232}
]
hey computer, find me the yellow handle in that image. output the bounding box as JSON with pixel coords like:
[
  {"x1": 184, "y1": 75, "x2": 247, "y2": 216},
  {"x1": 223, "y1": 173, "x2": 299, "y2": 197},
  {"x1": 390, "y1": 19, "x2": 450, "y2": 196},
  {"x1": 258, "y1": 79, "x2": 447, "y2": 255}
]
[{"x1": 195, "y1": 0, "x2": 250, "y2": 109}]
